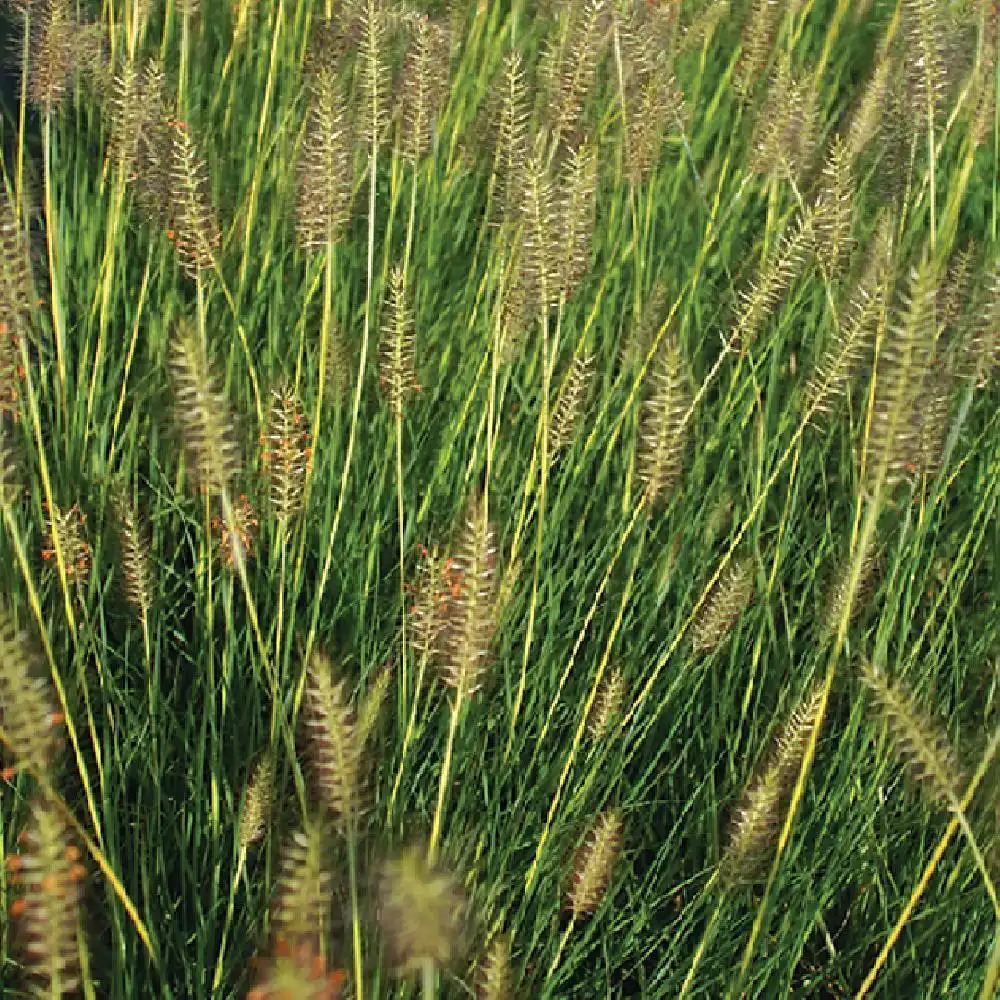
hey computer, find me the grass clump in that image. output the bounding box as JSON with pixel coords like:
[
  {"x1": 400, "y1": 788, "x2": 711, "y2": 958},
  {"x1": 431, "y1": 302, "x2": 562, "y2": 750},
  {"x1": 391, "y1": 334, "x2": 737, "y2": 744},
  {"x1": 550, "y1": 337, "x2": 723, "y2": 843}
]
[{"x1": 0, "y1": 0, "x2": 998, "y2": 997}]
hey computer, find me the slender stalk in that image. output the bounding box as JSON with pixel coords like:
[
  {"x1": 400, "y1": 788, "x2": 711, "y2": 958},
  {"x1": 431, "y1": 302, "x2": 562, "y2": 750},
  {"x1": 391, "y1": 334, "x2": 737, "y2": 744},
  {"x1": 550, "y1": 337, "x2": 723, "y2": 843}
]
[
  {"x1": 347, "y1": 826, "x2": 365, "y2": 1000},
  {"x1": 677, "y1": 881, "x2": 725, "y2": 1000},
  {"x1": 42, "y1": 111, "x2": 68, "y2": 423},
  {"x1": 428, "y1": 694, "x2": 463, "y2": 866}
]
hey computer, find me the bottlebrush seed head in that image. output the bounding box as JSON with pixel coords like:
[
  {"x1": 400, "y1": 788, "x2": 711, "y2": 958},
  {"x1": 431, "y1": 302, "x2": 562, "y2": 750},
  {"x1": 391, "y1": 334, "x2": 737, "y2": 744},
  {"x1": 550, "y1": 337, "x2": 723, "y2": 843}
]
[
  {"x1": 238, "y1": 751, "x2": 275, "y2": 850},
  {"x1": 566, "y1": 810, "x2": 622, "y2": 920},
  {"x1": 261, "y1": 384, "x2": 310, "y2": 522},
  {"x1": 439, "y1": 493, "x2": 499, "y2": 703},
  {"x1": 0, "y1": 609, "x2": 63, "y2": 782},
  {"x1": 168, "y1": 319, "x2": 241, "y2": 497},
  {"x1": 270, "y1": 824, "x2": 334, "y2": 951},
  {"x1": 301, "y1": 650, "x2": 365, "y2": 830},
  {"x1": 7, "y1": 796, "x2": 86, "y2": 994},
  {"x1": 691, "y1": 557, "x2": 755, "y2": 655},
  {"x1": 477, "y1": 933, "x2": 513, "y2": 1000},
  {"x1": 377, "y1": 844, "x2": 468, "y2": 975}
]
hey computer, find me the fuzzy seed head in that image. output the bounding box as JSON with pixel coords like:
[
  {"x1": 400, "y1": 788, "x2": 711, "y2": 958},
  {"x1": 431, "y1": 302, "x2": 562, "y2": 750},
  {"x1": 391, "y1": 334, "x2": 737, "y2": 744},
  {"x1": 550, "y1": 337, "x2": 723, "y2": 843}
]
[
  {"x1": 168, "y1": 122, "x2": 220, "y2": 277},
  {"x1": 0, "y1": 610, "x2": 62, "y2": 782},
  {"x1": 113, "y1": 489, "x2": 154, "y2": 624},
  {"x1": 377, "y1": 845, "x2": 468, "y2": 975},
  {"x1": 42, "y1": 503, "x2": 91, "y2": 583},
  {"x1": 636, "y1": 334, "x2": 691, "y2": 508},
  {"x1": 749, "y1": 54, "x2": 819, "y2": 183},
  {"x1": 262, "y1": 384, "x2": 310, "y2": 522},
  {"x1": 378, "y1": 265, "x2": 419, "y2": 417},
  {"x1": 805, "y1": 210, "x2": 893, "y2": 425},
  {"x1": 439, "y1": 493, "x2": 499, "y2": 703},
  {"x1": 210, "y1": 494, "x2": 258, "y2": 570},
  {"x1": 168, "y1": 320, "x2": 241, "y2": 496},
  {"x1": 297, "y1": 67, "x2": 355, "y2": 251},
  {"x1": 399, "y1": 16, "x2": 450, "y2": 163},
  {"x1": 566, "y1": 810, "x2": 622, "y2": 919},
  {"x1": 248, "y1": 940, "x2": 346, "y2": 1000},
  {"x1": 862, "y1": 662, "x2": 966, "y2": 811},
  {"x1": 27, "y1": 0, "x2": 77, "y2": 111},
  {"x1": 7, "y1": 797, "x2": 86, "y2": 994},
  {"x1": 487, "y1": 50, "x2": 531, "y2": 234},
  {"x1": 356, "y1": 0, "x2": 391, "y2": 151},
  {"x1": 238, "y1": 751, "x2": 275, "y2": 850},
  {"x1": 864, "y1": 254, "x2": 938, "y2": 495},
  {"x1": 549, "y1": 352, "x2": 594, "y2": 460},
  {"x1": 733, "y1": 209, "x2": 815, "y2": 352},
  {"x1": 270, "y1": 825, "x2": 335, "y2": 953},
  {"x1": 477, "y1": 934, "x2": 513, "y2": 1000},
  {"x1": 545, "y1": 0, "x2": 610, "y2": 150},
  {"x1": 408, "y1": 544, "x2": 451, "y2": 664},
  {"x1": 555, "y1": 143, "x2": 598, "y2": 302},
  {"x1": 587, "y1": 668, "x2": 626, "y2": 743},
  {"x1": 821, "y1": 537, "x2": 880, "y2": 641},
  {"x1": 301, "y1": 650, "x2": 366, "y2": 830},
  {"x1": 719, "y1": 682, "x2": 825, "y2": 887},
  {"x1": 692, "y1": 557, "x2": 755, "y2": 655}
]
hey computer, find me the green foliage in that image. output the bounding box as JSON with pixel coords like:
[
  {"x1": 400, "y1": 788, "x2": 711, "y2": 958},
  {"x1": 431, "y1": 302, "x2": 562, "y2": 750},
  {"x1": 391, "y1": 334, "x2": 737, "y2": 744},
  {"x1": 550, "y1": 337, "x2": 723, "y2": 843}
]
[{"x1": 0, "y1": 0, "x2": 998, "y2": 998}]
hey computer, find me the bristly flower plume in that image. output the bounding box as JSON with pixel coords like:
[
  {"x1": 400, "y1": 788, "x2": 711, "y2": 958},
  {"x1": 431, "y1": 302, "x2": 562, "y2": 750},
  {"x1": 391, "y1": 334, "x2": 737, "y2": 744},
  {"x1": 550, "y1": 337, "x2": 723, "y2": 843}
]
[
  {"x1": 356, "y1": 0, "x2": 391, "y2": 151},
  {"x1": 377, "y1": 844, "x2": 468, "y2": 976},
  {"x1": 820, "y1": 534, "x2": 880, "y2": 641},
  {"x1": 719, "y1": 682, "x2": 825, "y2": 887},
  {"x1": 749, "y1": 53, "x2": 819, "y2": 183},
  {"x1": 812, "y1": 136, "x2": 855, "y2": 282},
  {"x1": 439, "y1": 491, "x2": 498, "y2": 704},
  {"x1": 269, "y1": 823, "x2": 334, "y2": 955},
  {"x1": 555, "y1": 142, "x2": 597, "y2": 303},
  {"x1": 958, "y1": 255, "x2": 1000, "y2": 389},
  {"x1": 378, "y1": 265, "x2": 419, "y2": 417},
  {"x1": 247, "y1": 940, "x2": 346, "y2": 1000},
  {"x1": 844, "y1": 45, "x2": 892, "y2": 165},
  {"x1": 543, "y1": 0, "x2": 610, "y2": 152},
  {"x1": 113, "y1": 487, "x2": 155, "y2": 626},
  {"x1": 168, "y1": 121, "x2": 221, "y2": 278},
  {"x1": 486, "y1": 50, "x2": 531, "y2": 234},
  {"x1": 731, "y1": 208, "x2": 814, "y2": 352},
  {"x1": 587, "y1": 667, "x2": 626, "y2": 743},
  {"x1": 901, "y1": 0, "x2": 950, "y2": 129},
  {"x1": 863, "y1": 251, "x2": 937, "y2": 495},
  {"x1": 210, "y1": 493, "x2": 258, "y2": 569},
  {"x1": 399, "y1": 15, "x2": 450, "y2": 164},
  {"x1": 861, "y1": 661, "x2": 966, "y2": 812},
  {"x1": 0, "y1": 608, "x2": 64, "y2": 783},
  {"x1": 477, "y1": 934, "x2": 513, "y2": 1000},
  {"x1": 130, "y1": 60, "x2": 174, "y2": 229},
  {"x1": 636, "y1": 334, "x2": 691, "y2": 510},
  {"x1": 548, "y1": 352, "x2": 594, "y2": 461},
  {"x1": 0, "y1": 191, "x2": 34, "y2": 423},
  {"x1": 692, "y1": 557, "x2": 756, "y2": 655},
  {"x1": 261, "y1": 384, "x2": 310, "y2": 522},
  {"x1": 296, "y1": 66, "x2": 355, "y2": 251},
  {"x1": 804, "y1": 210, "x2": 894, "y2": 425},
  {"x1": 26, "y1": 0, "x2": 76, "y2": 112},
  {"x1": 733, "y1": 0, "x2": 781, "y2": 102},
  {"x1": 6, "y1": 796, "x2": 87, "y2": 995},
  {"x1": 301, "y1": 650, "x2": 382, "y2": 832},
  {"x1": 566, "y1": 810, "x2": 622, "y2": 919},
  {"x1": 168, "y1": 319, "x2": 241, "y2": 497},
  {"x1": 618, "y1": 4, "x2": 687, "y2": 188},
  {"x1": 238, "y1": 751, "x2": 275, "y2": 851},
  {"x1": 41, "y1": 502, "x2": 91, "y2": 583}
]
